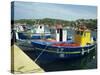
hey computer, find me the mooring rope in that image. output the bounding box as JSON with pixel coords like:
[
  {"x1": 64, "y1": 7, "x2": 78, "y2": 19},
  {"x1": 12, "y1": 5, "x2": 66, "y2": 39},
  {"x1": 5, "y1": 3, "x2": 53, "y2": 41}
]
[{"x1": 34, "y1": 44, "x2": 51, "y2": 62}]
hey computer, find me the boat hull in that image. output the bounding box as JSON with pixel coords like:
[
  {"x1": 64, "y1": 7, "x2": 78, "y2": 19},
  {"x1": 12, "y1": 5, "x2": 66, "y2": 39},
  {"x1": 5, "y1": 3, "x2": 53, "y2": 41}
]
[
  {"x1": 18, "y1": 32, "x2": 51, "y2": 40},
  {"x1": 31, "y1": 41, "x2": 96, "y2": 63}
]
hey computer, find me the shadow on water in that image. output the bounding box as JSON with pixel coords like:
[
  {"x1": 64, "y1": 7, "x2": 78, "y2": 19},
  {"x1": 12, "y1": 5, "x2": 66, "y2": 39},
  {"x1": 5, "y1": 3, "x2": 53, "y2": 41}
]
[{"x1": 19, "y1": 45, "x2": 97, "y2": 72}]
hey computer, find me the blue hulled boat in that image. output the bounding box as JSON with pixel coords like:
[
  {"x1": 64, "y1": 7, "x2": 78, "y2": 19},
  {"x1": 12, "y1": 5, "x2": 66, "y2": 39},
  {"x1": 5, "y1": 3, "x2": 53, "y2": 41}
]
[
  {"x1": 16, "y1": 24, "x2": 52, "y2": 40},
  {"x1": 31, "y1": 25, "x2": 96, "y2": 63}
]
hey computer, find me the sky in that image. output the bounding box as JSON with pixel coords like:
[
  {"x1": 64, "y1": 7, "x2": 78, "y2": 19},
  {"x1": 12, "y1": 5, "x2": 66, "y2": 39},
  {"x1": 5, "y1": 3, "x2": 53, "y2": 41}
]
[{"x1": 12, "y1": 1, "x2": 97, "y2": 21}]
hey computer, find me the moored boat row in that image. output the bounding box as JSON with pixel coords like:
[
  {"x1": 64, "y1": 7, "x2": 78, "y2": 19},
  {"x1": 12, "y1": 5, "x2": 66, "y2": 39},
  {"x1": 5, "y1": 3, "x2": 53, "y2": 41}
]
[{"x1": 12, "y1": 23, "x2": 97, "y2": 63}]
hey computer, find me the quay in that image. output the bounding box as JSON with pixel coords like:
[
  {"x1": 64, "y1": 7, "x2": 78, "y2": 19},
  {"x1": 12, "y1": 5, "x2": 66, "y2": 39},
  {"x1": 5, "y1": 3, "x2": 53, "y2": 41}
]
[{"x1": 11, "y1": 44, "x2": 44, "y2": 74}]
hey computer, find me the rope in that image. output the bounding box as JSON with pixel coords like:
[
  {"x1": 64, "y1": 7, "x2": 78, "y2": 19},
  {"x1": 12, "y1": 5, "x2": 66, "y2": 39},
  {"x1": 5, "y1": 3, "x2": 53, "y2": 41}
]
[{"x1": 34, "y1": 44, "x2": 50, "y2": 62}]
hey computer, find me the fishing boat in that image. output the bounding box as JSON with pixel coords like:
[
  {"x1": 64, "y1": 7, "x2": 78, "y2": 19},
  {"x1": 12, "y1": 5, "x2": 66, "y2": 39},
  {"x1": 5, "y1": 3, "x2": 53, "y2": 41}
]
[
  {"x1": 15, "y1": 24, "x2": 52, "y2": 40},
  {"x1": 31, "y1": 24, "x2": 51, "y2": 39},
  {"x1": 31, "y1": 25, "x2": 96, "y2": 63}
]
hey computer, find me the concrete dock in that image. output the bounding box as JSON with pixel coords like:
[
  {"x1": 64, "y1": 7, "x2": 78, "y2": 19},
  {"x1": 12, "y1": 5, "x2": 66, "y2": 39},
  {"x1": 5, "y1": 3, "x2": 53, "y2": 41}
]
[{"x1": 11, "y1": 44, "x2": 44, "y2": 74}]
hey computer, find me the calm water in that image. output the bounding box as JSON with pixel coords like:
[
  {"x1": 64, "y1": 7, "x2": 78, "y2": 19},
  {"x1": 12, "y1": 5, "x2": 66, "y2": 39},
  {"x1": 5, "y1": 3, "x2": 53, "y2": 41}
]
[{"x1": 17, "y1": 30, "x2": 97, "y2": 72}]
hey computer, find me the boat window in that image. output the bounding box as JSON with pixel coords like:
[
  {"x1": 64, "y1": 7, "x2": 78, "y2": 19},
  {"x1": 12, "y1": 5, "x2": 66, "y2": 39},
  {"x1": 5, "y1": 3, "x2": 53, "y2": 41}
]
[
  {"x1": 40, "y1": 26, "x2": 42, "y2": 29},
  {"x1": 84, "y1": 33, "x2": 86, "y2": 36},
  {"x1": 57, "y1": 29, "x2": 60, "y2": 33},
  {"x1": 80, "y1": 31, "x2": 83, "y2": 35},
  {"x1": 76, "y1": 31, "x2": 83, "y2": 35}
]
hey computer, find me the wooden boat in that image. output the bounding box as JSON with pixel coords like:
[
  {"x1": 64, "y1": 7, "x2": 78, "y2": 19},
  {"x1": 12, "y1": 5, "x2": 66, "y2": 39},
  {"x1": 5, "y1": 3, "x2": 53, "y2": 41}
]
[
  {"x1": 31, "y1": 25, "x2": 96, "y2": 63},
  {"x1": 16, "y1": 24, "x2": 52, "y2": 40}
]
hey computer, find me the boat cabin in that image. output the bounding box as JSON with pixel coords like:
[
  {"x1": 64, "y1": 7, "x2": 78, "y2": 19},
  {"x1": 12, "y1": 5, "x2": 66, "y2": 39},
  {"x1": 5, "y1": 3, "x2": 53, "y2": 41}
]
[
  {"x1": 74, "y1": 26, "x2": 93, "y2": 46},
  {"x1": 33, "y1": 24, "x2": 51, "y2": 34},
  {"x1": 55, "y1": 25, "x2": 67, "y2": 42}
]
